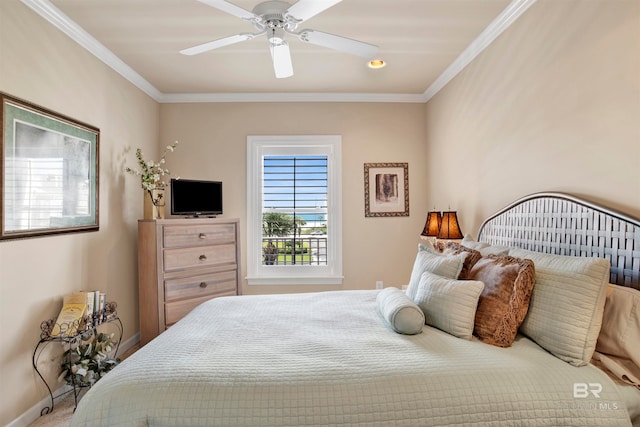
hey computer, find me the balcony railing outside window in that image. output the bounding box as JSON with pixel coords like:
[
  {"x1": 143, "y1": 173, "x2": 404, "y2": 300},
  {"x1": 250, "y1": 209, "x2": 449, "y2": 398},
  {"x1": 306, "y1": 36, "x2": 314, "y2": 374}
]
[{"x1": 262, "y1": 236, "x2": 327, "y2": 266}]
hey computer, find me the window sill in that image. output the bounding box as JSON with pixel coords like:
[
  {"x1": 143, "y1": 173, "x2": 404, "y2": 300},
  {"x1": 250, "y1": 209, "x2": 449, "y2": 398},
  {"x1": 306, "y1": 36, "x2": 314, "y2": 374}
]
[{"x1": 246, "y1": 276, "x2": 344, "y2": 286}]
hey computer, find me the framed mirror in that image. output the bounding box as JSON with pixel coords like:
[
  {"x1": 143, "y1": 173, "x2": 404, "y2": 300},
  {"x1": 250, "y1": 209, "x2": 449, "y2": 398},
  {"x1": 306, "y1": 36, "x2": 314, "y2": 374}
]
[{"x1": 1, "y1": 92, "x2": 99, "y2": 240}]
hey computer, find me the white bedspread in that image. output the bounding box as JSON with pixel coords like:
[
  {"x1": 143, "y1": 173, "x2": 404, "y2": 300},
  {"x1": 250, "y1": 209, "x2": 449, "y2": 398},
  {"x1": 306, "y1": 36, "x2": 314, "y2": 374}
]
[{"x1": 71, "y1": 290, "x2": 632, "y2": 426}]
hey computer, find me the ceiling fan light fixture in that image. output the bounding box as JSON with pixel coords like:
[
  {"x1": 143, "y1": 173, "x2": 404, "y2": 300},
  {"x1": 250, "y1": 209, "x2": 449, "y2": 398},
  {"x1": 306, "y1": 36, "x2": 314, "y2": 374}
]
[
  {"x1": 368, "y1": 59, "x2": 386, "y2": 69},
  {"x1": 270, "y1": 42, "x2": 293, "y2": 78},
  {"x1": 268, "y1": 27, "x2": 286, "y2": 45}
]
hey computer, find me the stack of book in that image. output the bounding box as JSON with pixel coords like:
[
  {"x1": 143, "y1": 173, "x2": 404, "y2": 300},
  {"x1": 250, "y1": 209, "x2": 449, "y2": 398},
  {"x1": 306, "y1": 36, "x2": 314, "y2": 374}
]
[{"x1": 50, "y1": 290, "x2": 108, "y2": 337}]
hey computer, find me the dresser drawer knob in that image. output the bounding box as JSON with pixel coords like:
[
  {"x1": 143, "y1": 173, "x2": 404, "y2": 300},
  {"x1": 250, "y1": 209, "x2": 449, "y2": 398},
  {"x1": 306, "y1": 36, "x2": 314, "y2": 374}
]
[
  {"x1": 199, "y1": 282, "x2": 207, "y2": 288},
  {"x1": 198, "y1": 233, "x2": 207, "y2": 239},
  {"x1": 199, "y1": 254, "x2": 207, "y2": 261}
]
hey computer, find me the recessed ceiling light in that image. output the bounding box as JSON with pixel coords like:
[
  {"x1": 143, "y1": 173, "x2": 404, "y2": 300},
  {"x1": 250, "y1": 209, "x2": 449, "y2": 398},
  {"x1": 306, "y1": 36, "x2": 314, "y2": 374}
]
[{"x1": 368, "y1": 59, "x2": 386, "y2": 69}]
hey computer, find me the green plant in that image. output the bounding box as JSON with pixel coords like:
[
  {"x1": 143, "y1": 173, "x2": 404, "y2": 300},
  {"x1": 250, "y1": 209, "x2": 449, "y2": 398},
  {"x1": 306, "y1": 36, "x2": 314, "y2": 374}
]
[
  {"x1": 59, "y1": 332, "x2": 120, "y2": 387},
  {"x1": 262, "y1": 213, "x2": 307, "y2": 237},
  {"x1": 124, "y1": 141, "x2": 179, "y2": 206}
]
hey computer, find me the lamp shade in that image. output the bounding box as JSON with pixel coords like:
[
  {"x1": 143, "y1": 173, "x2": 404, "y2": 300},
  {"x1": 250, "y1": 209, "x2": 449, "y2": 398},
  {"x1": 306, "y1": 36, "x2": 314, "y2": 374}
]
[
  {"x1": 437, "y1": 211, "x2": 463, "y2": 239},
  {"x1": 420, "y1": 211, "x2": 442, "y2": 237}
]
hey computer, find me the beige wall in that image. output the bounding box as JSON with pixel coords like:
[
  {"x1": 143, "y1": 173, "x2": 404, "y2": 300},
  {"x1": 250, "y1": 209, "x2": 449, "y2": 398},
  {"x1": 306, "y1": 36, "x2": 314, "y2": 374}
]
[
  {"x1": 159, "y1": 102, "x2": 429, "y2": 295},
  {"x1": 0, "y1": 1, "x2": 159, "y2": 424},
  {"x1": 425, "y1": 0, "x2": 640, "y2": 235}
]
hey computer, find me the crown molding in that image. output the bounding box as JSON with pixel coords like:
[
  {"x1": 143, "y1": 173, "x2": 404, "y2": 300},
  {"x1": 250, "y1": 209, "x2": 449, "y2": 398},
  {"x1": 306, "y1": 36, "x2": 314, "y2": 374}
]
[
  {"x1": 158, "y1": 92, "x2": 427, "y2": 103},
  {"x1": 22, "y1": 0, "x2": 535, "y2": 104},
  {"x1": 423, "y1": 0, "x2": 537, "y2": 102},
  {"x1": 20, "y1": 0, "x2": 163, "y2": 100}
]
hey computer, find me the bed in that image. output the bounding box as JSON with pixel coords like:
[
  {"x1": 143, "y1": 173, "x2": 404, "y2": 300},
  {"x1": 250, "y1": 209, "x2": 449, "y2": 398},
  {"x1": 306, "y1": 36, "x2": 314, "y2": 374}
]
[{"x1": 71, "y1": 192, "x2": 640, "y2": 426}]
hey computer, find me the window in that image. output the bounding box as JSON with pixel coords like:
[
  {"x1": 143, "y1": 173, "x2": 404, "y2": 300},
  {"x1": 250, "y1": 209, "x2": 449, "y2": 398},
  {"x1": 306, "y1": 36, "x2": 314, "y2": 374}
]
[{"x1": 247, "y1": 135, "x2": 342, "y2": 285}]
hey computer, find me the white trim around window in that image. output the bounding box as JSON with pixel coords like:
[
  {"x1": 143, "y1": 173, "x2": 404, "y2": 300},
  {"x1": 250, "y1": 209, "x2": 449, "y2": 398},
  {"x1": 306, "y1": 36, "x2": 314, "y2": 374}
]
[{"x1": 246, "y1": 135, "x2": 343, "y2": 285}]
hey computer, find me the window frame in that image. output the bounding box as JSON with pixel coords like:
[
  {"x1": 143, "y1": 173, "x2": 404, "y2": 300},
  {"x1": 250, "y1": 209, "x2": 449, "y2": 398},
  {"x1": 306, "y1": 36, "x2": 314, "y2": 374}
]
[{"x1": 246, "y1": 135, "x2": 343, "y2": 285}]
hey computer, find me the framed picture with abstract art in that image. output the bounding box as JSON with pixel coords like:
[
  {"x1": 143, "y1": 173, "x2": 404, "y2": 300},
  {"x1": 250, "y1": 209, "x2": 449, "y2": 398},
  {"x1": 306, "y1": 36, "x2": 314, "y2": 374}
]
[
  {"x1": 364, "y1": 162, "x2": 409, "y2": 217},
  {"x1": 0, "y1": 92, "x2": 99, "y2": 240}
]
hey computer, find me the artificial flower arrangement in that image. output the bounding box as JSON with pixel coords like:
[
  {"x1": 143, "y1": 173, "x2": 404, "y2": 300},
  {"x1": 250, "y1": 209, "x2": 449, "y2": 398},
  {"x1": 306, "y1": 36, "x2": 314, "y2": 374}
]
[
  {"x1": 125, "y1": 141, "x2": 179, "y2": 207},
  {"x1": 59, "y1": 332, "x2": 120, "y2": 387}
]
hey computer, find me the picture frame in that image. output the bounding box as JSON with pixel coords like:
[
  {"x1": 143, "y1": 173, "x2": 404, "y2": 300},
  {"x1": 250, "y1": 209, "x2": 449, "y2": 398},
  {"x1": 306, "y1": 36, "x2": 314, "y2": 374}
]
[
  {"x1": 0, "y1": 92, "x2": 99, "y2": 240},
  {"x1": 364, "y1": 162, "x2": 409, "y2": 217}
]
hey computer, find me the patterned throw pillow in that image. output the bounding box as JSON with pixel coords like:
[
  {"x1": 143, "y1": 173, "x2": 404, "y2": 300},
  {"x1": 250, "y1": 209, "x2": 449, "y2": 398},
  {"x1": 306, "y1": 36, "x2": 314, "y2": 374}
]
[
  {"x1": 461, "y1": 234, "x2": 509, "y2": 257},
  {"x1": 466, "y1": 255, "x2": 535, "y2": 347},
  {"x1": 443, "y1": 242, "x2": 482, "y2": 280}
]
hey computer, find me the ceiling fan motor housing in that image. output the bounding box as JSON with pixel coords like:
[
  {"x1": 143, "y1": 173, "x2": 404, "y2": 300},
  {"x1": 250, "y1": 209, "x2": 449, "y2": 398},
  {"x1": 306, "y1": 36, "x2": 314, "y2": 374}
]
[{"x1": 252, "y1": 1, "x2": 298, "y2": 32}]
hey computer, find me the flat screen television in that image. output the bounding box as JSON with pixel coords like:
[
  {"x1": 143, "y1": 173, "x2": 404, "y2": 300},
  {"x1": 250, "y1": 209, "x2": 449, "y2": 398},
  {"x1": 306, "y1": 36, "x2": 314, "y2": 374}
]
[{"x1": 170, "y1": 179, "x2": 222, "y2": 217}]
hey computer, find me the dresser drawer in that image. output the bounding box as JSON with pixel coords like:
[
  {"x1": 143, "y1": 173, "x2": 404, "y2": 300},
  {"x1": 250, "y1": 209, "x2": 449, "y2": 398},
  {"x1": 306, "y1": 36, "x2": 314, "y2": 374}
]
[
  {"x1": 165, "y1": 291, "x2": 236, "y2": 326},
  {"x1": 163, "y1": 223, "x2": 236, "y2": 248},
  {"x1": 164, "y1": 270, "x2": 237, "y2": 302},
  {"x1": 163, "y1": 244, "x2": 236, "y2": 271}
]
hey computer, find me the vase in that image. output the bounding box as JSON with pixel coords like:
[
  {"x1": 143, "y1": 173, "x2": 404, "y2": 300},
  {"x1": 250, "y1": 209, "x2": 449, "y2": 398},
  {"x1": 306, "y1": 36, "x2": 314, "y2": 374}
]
[{"x1": 143, "y1": 189, "x2": 165, "y2": 220}]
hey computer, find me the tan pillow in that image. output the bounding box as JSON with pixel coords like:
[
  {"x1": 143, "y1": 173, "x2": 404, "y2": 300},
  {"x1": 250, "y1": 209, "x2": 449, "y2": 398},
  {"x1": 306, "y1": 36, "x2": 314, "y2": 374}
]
[
  {"x1": 443, "y1": 242, "x2": 482, "y2": 280},
  {"x1": 467, "y1": 255, "x2": 536, "y2": 347},
  {"x1": 592, "y1": 284, "x2": 640, "y2": 388}
]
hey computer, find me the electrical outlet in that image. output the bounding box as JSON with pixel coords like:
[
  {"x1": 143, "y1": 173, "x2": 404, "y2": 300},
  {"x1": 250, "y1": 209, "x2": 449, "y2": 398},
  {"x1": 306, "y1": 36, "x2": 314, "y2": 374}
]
[{"x1": 375, "y1": 280, "x2": 383, "y2": 290}]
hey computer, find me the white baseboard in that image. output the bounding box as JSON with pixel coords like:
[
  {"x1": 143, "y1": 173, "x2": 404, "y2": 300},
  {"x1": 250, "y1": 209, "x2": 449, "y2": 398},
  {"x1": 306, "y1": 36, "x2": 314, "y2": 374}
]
[{"x1": 7, "y1": 332, "x2": 140, "y2": 427}]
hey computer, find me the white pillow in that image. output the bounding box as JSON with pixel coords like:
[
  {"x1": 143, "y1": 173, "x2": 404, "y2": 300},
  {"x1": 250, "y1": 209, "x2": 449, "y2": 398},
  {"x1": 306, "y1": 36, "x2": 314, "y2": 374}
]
[
  {"x1": 510, "y1": 247, "x2": 610, "y2": 366},
  {"x1": 461, "y1": 234, "x2": 509, "y2": 257},
  {"x1": 376, "y1": 287, "x2": 425, "y2": 335},
  {"x1": 405, "y1": 245, "x2": 465, "y2": 300},
  {"x1": 413, "y1": 271, "x2": 484, "y2": 340}
]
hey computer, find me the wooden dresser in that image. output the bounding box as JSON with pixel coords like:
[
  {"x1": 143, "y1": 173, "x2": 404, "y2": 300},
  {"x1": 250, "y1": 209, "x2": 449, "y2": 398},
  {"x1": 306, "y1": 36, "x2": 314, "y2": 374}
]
[{"x1": 137, "y1": 218, "x2": 241, "y2": 345}]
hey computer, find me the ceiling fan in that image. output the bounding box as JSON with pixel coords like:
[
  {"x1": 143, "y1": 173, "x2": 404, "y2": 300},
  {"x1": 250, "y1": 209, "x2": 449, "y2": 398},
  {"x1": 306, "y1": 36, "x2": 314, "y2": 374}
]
[{"x1": 180, "y1": 0, "x2": 379, "y2": 79}]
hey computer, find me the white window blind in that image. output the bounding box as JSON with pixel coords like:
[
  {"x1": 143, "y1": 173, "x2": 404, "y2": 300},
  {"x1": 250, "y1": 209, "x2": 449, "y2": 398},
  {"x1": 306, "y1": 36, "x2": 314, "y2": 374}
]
[
  {"x1": 263, "y1": 155, "x2": 328, "y2": 265},
  {"x1": 246, "y1": 135, "x2": 342, "y2": 285}
]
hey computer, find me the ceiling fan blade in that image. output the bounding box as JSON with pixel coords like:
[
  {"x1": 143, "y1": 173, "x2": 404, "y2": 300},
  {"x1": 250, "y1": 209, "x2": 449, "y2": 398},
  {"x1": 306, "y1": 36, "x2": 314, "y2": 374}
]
[
  {"x1": 270, "y1": 42, "x2": 293, "y2": 79},
  {"x1": 286, "y1": 0, "x2": 342, "y2": 22},
  {"x1": 196, "y1": 0, "x2": 255, "y2": 20},
  {"x1": 298, "y1": 30, "x2": 378, "y2": 58},
  {"x1": 180, "y1": 33, "x2": 256, "y2": 55}
]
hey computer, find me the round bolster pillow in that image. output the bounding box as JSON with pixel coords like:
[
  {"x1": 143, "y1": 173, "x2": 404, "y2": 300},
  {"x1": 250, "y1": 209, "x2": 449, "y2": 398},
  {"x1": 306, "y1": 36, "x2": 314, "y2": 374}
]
[{"x1": 376, "y1": 287, "x2": 425, "y2": 335}]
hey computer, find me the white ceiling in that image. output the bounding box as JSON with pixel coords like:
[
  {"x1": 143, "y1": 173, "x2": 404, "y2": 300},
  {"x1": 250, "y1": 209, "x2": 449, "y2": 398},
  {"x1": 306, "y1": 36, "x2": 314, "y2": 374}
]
[{"x1": 24, "y1": 0, "x2": 536, "y2": 102}]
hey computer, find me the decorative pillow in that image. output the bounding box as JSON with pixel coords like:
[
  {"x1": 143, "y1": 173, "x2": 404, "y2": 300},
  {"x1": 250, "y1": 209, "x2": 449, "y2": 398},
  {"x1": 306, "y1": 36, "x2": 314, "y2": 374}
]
[
  {"x1": 413, "y1": 271, "x2": 484, "y2": 340},
  {"x1": 596, "y1": 285, "x2": 640, "y2": 359},
  {"x1": 443, "y1": 242, "x2": 482, "y2": 280},
  {"x1": 419, "y1": 238, "x2": 439, "y2": 253},
  {"x1": 591, "y1": 284, "x2": 640, "y2": 389},
  {"x1": 510, "y1": 247, "x2": 610, "y2": 366},
  {"x1": 405, "y1": 245, "x2": 465, "y2": 300},
  {"x1": 376, "y1": 287, "x2": 425, "y2": 335},
  {"x1": 466, "y1": 255, "x2": 535, "y2": 347},
  {"x1": 461, "y1": 234, "x2": 509, "y2": 257}
]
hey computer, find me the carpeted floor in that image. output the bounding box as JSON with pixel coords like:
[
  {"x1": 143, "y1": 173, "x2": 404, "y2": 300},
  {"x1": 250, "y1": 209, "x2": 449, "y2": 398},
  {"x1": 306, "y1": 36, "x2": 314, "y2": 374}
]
[{"x1": 28, "y1": 393, "x2": 75, "y2": 427}]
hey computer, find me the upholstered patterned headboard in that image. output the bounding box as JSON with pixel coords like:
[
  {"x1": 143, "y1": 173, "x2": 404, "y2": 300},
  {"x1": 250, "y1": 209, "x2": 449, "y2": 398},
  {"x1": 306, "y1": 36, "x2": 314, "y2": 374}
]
[{"x1": 477, "y1": 192, "x2": 640, "y2": 290}]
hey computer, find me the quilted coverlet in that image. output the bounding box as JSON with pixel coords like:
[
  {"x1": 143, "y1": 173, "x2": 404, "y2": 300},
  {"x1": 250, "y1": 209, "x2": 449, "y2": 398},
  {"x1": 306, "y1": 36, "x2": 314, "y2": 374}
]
[{"x1": 71, "y1": 290, "x2": 632, "y2": 426}]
